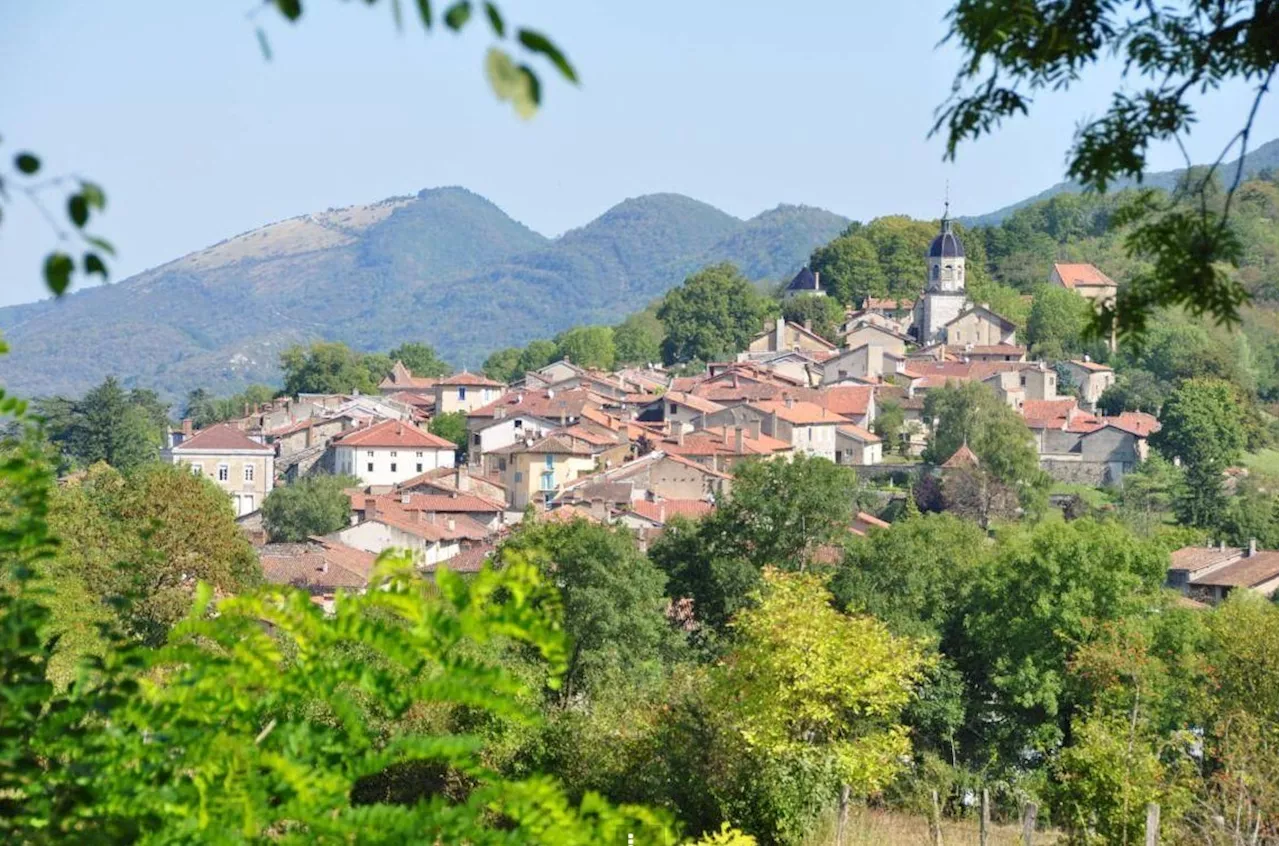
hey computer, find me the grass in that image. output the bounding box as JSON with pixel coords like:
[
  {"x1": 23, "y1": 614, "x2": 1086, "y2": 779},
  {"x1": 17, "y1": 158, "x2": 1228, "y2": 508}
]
[
  {"x1": 1048, "y1": 481, "x2": 1112, "y2": 509},
  {"x1": 803, "y1": 806, "x2": 1058, "y2": 845},
  {"x1": 1240, "y1": 448, "x2": 1279, "y2": 477}
]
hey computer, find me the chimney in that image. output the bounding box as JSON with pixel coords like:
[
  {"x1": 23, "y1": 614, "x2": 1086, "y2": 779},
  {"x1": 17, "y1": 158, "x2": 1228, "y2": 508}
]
[
  {"x1": 734, "y1": 425, "x2": 744, "y2": 454},
  {"x1": 181, "y1": 418, "x2": 193, "y2": 437},
  {"x1": 1220, "y1": 540, "x2": 1227, "y2": 552},
  {"x1": 785, "y1": 396, "x2": 794, "y2": 409},
  {"x1": 675, "y1": 427, "x2": 685, "y2": 446},
  {"x1": 455, "y1": 466, "x2": 469, "y2": 492},
  {"x1": 243, "y1": 402, "x2": 251, "y2": 417},
  {"x1": 1248, "y1": 538, "x2": 1257, "y2": 556},
  {"x1": 813, "y1": 270, "x2": 820, "y2": 290},
  {"x1": 1083, "y1": 354, "x2": 1092, "y2": 363},
  {"x1": 365, "y1": 496, "x2": 379, "y2": 519},
  {"x1": 616, "y1": 424, "x2": 629, "y2": 445},
  {"x1": 775, "y1": 317, "x2": 786, "y2": 350},
  {"x1": 733, "y1": 374, "x2": 740, "y2": 389},
  {"x1": 400, "y1": 492, "x2": 411, "y2": 505},
  {"x1": 803, "y1": 320, "x2": 812, "y2": 333},
  {"x1": 589, "y1": 497, "x2": 608, "y2": 521},
  {"x1": 747, "y1": 419, "x2": 761, "y2": 439},
  {"x1": 446, "y1": 517, "x2": 456, "y2": 532}
]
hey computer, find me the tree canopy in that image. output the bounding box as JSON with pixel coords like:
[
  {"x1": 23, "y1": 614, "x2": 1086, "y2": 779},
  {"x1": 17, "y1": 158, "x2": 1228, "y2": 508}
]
[
  {"x1": 262, "y1": 473, "x2": 360, "y2": 542},
  {"x1": 656, "y1": 263, "x2": 773, "y2": 365}
]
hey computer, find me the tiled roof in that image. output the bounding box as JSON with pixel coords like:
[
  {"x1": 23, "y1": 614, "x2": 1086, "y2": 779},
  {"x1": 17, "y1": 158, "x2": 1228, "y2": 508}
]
[
  {"x1": 361, "y1": 492, "x2": 505, "y2": 513},
  {"x1": 944, "y1": 344, "x2": 1027, "y2": 357},
  {"x1": 837, "y1": 424, "x2": 881, "y2": 443},
  {"x1": 435, "y1": 542, "x2": 496, "y2": 573},
  {"x1": 1108, "y1": 411, "x2": 1161, "y2": 437},
  {"x1": 379, "y1": 361, "x2": 438, "y2": 391},
  {"x1": 750, "y1": 399, "x2": 846, "y2": 426},
  {"x1": 1053, "y1": 262, "x2": 1117, "y2": 290},
  {"x1": 818, "y1": 385, "x2": 874, "y2": 417},
  {"x1": 1022, "y1": 399, "x2": 1082, "y2": 429},
  {"x1": 940, "y1": 444, "x2": 980, "y2": 468},
  {"x1": 359, "y1": 502, "x2": 491, "y2": 542},
  {"x1": 863, "y1": 297, "x2": 914, "y2": 311},
  {"x1": 659, "y1": 426, "x2": 792, "y2": 458},
  {"x1": 944, "y1": 305, "x2": 1017, "y2": 331},
  {"x1": 393, "y1": 466, "x2": 508, "y2": 496},
  {"x1": 173, "y1": 423, "x2": 273, "y2": 453},
  {"x1": 628, "y1": 498, "x2": 714, "y2": 524},
  {"x1": 489, "y1": 432, "x2": 603, "y2": 456},
  {"x1": 662, "y1": 391, "x2": 728, "y2": 415},
  {"x1": 386, "y1": 390, "x2": 436, "y2": 408},
  {"x1": 468, "y1": 387, "x2": 601, "y2": 420},
  {"x1": 541, "y1": 504, "x2": 604, "y2": 524},
  {"x1": 259, "y1": 537, "x2": 376, "y2": 592},
  {"x1": 333, "y1": 419, "x2": 456, "y2": 449},
  {"x1": 437, "y1": 370, "x2": 504, "y2": 387},
  {"x1": 1068, "y1": 359, "x2": 1113, "y2": 373},
  {"x1": 854, "y1": 511, "x2": 891, "y2": 529},
  {"x1": 1191, "y1": 551, "x2": 1279, "y2": 589},
  {"x1": 876, "y1": 385, "x2": 925, "y2": 410}
]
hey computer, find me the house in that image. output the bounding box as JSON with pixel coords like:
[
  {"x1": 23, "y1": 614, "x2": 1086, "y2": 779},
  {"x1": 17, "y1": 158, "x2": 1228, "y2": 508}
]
[
  {"x1": 875, "y1": 384, "x2": 928, "y2": 456},
  {"x1": 943, "y1": 305, "x2": 1018, "y2": 347},
  {"x1": 489, "y1": 432, "x2": 620, "y2": 510},
  {"x1": 466, "y1": 387, "x2": 603, "y2": 460},
  {"x1": 835, "y1": 425, "x2": 883, "y2": 466},
  {"x1": 394, "y1": 465, "x2": 508, "y2": 505},
  {"x1": 644, "y1": 390, "x2": 727, "y2": 432},
  {"x1": 749, "y1": 398, "x2": 847, "y2": 462},
  {"x1": 820, "y1": 344, "x2": 908, "y2": 383},
  {"x1": 352, "y1": 491, "x2": 506, "y2": 532},
  {"x1": 783, "y1": 266, "x2": 826, "y2": 298},
  {"x1": 943, "y1": 344, "x2": 1027, "y2": 363},
  {"x1": 166, "y1": 422, "x2": 275, "y2": 517},
  {"x1": 555, "y1": 450, "x2": 732, "y2": 506},
  {"x1": 851, "y1": 511, "x2": 891, "y2": 535},
  {"x1": 1061, "y1": 359, "x2": 1115, "y2": 409},
  {"x1": 378, "y1": 360, "x2": 439, "y2": 395},
  {"x1": 259, "y1": 536, "x2": 377, "y2": 613},
  {"x1": 1167, "y1": 540, "x2": 1279, "y2": 603},
  {"x1": 433, "y1": 371, "x2": 505, "y2": 415},
  {"x1": 841, "y1": 322, "x2": 911, "y2": 357},
  {"x1": 1049, "y1": 262, "x2": 1118, "y2": 306},
  {"x1": 1027, "y1": 401, "x2": 1160, "y2": 485},
  {"x1": 333, "y1": 496, "x2": 489, "y2": 566},
  {"x1": 332, "y1": 419, "x2": 456, "y2": 487},
  {"x1": 817, "y1": 385, "x2": 876, "y2": 427},
  {"x1": 744, "y1": 317, "x2": 838, "y2": 357}
]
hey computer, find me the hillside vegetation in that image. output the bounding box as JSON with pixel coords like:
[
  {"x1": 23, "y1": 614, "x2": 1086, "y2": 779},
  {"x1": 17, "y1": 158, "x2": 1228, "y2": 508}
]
[{"x1": 0, "y1": 189, "x2": 846, "y2": 398}]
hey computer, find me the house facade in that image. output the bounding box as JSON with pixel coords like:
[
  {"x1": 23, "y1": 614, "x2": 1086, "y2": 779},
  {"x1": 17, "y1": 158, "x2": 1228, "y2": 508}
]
[
  {"x1": 332, "y1": 419, "x2": 456, "y2": 487},
  {"x1": 433, "y1": 372, "x2": 505, "y2": 415},
  {"x1": 166, "y1": 423, "x2": 274, "y2": 517}
]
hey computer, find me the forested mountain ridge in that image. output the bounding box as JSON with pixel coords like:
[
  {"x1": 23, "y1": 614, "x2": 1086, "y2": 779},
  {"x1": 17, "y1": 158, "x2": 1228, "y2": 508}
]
[
  {"x1": 962, "y1": 138, "x2": 1279, "y2": 226},
  {"x1": 0, "y1": 188, "x2": 847, "y2": 398}
]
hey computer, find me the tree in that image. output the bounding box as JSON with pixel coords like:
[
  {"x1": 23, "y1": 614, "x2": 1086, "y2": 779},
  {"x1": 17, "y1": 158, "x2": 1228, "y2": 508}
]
[
  {"x1": 184, "y1": 384, "x2": 277, "y2": 428},
  {"x1": 936, "y1": 0, "x2": 1277, "y2": 337},
  {"x1": 553, "y1": 325, "x2": 616, "y2": 370},
  {"x1": 1115, "y1": 454, "x2": 1183, "y2": 537},
  {"x1": 428, "y1": 411, "x2": 468, "y2": 453},
  {"x1": 47, "y1": 462, "x2": 260, "y2": 644},
  {"x1": 1026, "y1": 285, "x2": 1092, "y2": 359},
  {"x1": 42, "y1": 377, "x2": 164, "y2": 472},
  {"x1": 261, "y1": 474, "x2": 360, "y2": 542},
  {"x1": 280, "y1": 342, "x2": 382, "y2": 395},
  {"x1": 1220, "y1": 472, "x2": 1280, "y2": 549},
  {"x1": 500, "y1": 517, "x2": 676, "y2": 699},
  {"x1": 657, "y1": 263, "x2": 773, "y2": 365},
  {"x1": 872, "y1": 400, "x2": 905, "y2": 455},
  {"x1": 957, "y1": 519, "x2": 1169, "y2": 760},
  {"x1": 712, "y1": 570, "x2": 926, "y2": 831},
  {"x1": 518, "y1": 338, "x2": 560, "y2": 373},
  {"x1": 483, "y1": 347, "x2": 524, "y2": 383},
  {"x1": 809, "y1": 232, "x2": 886, "y2": 305},
  {"x1": 1097, "y1": 368, "x2": 1166, "y2": 416},
  {"x1": 613, "y1": 310, "x2": 664, "y2": 366},
  {"x1": 779, "y1": 295, "x2": 843, "y2": 343},
  {"x1": 652, "y1": 455, "x2": 862, "y2": 634},
  {"x1": 922, "y1": 381, "x2": 1048, "y2": 523},
  {"x1": 387, "y1": 342, "x2": 452, "y2": 378},
  {"x1": 1154, "y1": 378, "x2": 1247, "y2": 529}
]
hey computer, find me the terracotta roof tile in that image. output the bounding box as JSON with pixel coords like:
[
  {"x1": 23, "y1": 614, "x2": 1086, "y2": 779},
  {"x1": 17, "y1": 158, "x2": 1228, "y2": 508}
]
[
  {"x1": 333, "y1": 419, "x2": 456, "y2": 449},
  {"x1": 260, "y1": 537, "x2": 376, "y2": 592},
  {"x1": 628, "y1": 498, "x2": 713, "y2": 524},
  {"x1": 173, "y1": 423, "x2": 273, "y2": 453},
  {"x1": 1053, "y1": 262, "x2": 1116, "y2": 290},
  {"x1": 437, "y1": 370, "x2": 505, "y2": 387},
  {"x1": 750, "y1": 399, "x2": 846, "y2": 426}
]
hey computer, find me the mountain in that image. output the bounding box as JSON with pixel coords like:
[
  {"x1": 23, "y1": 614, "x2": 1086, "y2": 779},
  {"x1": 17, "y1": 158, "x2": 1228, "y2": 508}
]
[
  {"x1": 962, "y1": 138, "x2": 1280, "y2": 227},
  {"x1": 0, "y1": 189, "x2": 847, "y2": 399}
]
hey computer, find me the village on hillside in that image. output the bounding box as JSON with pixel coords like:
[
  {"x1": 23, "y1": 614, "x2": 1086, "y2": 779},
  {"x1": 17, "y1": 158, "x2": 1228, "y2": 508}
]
[{"x1": 160, "y1": 215, "x2": 1278, "y2": 611}]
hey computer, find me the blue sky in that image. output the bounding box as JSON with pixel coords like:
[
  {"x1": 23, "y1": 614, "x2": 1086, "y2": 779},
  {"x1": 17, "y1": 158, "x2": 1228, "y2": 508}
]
[{"x1": 2, "y1": 0, "x2": 1275, "y2": 307}]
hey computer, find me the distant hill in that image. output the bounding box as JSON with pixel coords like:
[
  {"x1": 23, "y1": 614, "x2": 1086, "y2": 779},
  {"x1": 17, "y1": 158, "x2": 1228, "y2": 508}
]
[
  {"x1": 0, "y1": 188, "x2": 847, "y2": 398},
  {"x1": 961, "y1": 138, "x2": 1280, "y2": 227}
]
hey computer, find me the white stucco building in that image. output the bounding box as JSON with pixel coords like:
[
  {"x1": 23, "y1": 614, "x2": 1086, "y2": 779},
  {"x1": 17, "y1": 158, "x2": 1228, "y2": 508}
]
[{"x1": 333, "y1": 419, "x2": 456, "y2": 487}]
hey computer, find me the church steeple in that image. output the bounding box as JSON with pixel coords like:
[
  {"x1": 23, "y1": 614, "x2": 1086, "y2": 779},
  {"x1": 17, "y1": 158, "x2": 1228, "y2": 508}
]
[{"x1": 926, "y1": 199, "x2": 965, "y2": 293}]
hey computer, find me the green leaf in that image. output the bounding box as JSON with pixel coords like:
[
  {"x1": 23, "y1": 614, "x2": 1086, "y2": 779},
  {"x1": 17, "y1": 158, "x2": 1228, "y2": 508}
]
[
  {"x1": 44, "y1": 252, "x2": 74, "y2": 296},
  {"x1": 415, "y1": 0, "x2": 432, "y2": 28},
  {"x1": 79, "y1": 180, "x2": 106, "y2": 210},
  {"x1": 274, "y1": 0, "x2": 302, "y2": 21},
  {"x1": 516, "y1": 29, "x2": 577, "y2": 83},
  {"x1": 390, "y1": 0, "x2": 403, "y2": 31},
  {"x1": 15, "y1": 152, "x2": 40, "y2": 174},
  {"x1": 255, "y1": 27, "x2": 273, "y2": 60},
  {"x1": 83, "y1": 252, "x2": 108, "y2": 279},
  {"x1": 68, "y1": 194, "x2": 89, "y2": 228},
  {"x1": 485, "y1": 47, "x2": 537, "y2": 119},
  {"x1": 444, "y1": 1, "x2": 470, "y2": 30},
  {"x1": 519, "y1": 64, "x2": 541, "y2": 106},
  {"x1": 484, "y1": 2, "x2": 504, "y2": 37},
  {"x1": 86, "y1": 235, "x2": 117, "y2": 257}
]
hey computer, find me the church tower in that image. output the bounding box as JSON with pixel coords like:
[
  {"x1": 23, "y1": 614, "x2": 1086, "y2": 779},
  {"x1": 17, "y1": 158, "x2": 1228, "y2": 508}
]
[{"x1": 914, "y1": 204, "x2": 970, "y2": 344}]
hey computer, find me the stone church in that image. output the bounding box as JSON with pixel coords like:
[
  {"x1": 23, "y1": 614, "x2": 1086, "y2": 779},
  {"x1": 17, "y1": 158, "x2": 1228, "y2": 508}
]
[{"x1": 912, "y1": 209, "x2": 970, "y2": 345}]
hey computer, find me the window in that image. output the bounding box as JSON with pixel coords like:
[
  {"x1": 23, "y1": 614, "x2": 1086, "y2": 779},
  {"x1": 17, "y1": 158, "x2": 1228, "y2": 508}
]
[
  {"x1": 473, "y1": 434, "x2": 481, "y2": 446},
  {"x1": 544, "y1": 454, "x2": 554, "y2": 469},
  {"x1": 217, "y1": 464, "x2": 229, "y2": 482},
  {"x1": 390, "y1": 463, "x2": 397, "y2": 473},
  {"x1": 513, "y1": 419, "x2": 523, "y2": 429},
  {"x1": 807, "y1": 428, "x2": 813, "y2": 442},
  {"x1": 540, "y1": 471, "x2": 555, "y2": 491},
  {"x1": 514, "y1": 471, "x2": 523, "y2": 482},
  {"x1": 191, "y1": 463, "x2": 203, "y2": 476},
  {"x1": 458, "y1": 387, "x2": 467, "y2": 400},
  {"x1": 415, "y1": 451, "x2": 423, "y2": 457},
  {"x1": 390, "y1": 451, "x2": 397, "y2": 457},
  {"x1": 244, "y1": 464, "x2": 254, "y2": 482},
  {"x1": 416, "y1": 463, "x2": 423, "y2": 472},
  {"x1": 931, "y1": 264, "x2": 939, "y2": 280},
  {"x1": 367, "y1": 450, "x2": 374, "y2": 457},
  {"x1": 668, "y1": 403, "x2": 678, "y2": 415},
  {"x1": 367, "y1": 462, "x2": 374, "y2": 472}
]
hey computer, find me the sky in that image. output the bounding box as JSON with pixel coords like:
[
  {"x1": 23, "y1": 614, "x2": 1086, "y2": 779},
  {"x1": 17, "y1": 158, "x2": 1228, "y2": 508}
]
[{"x1": 1, "y1": 0, "x2": 1276, "y2": 308}]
